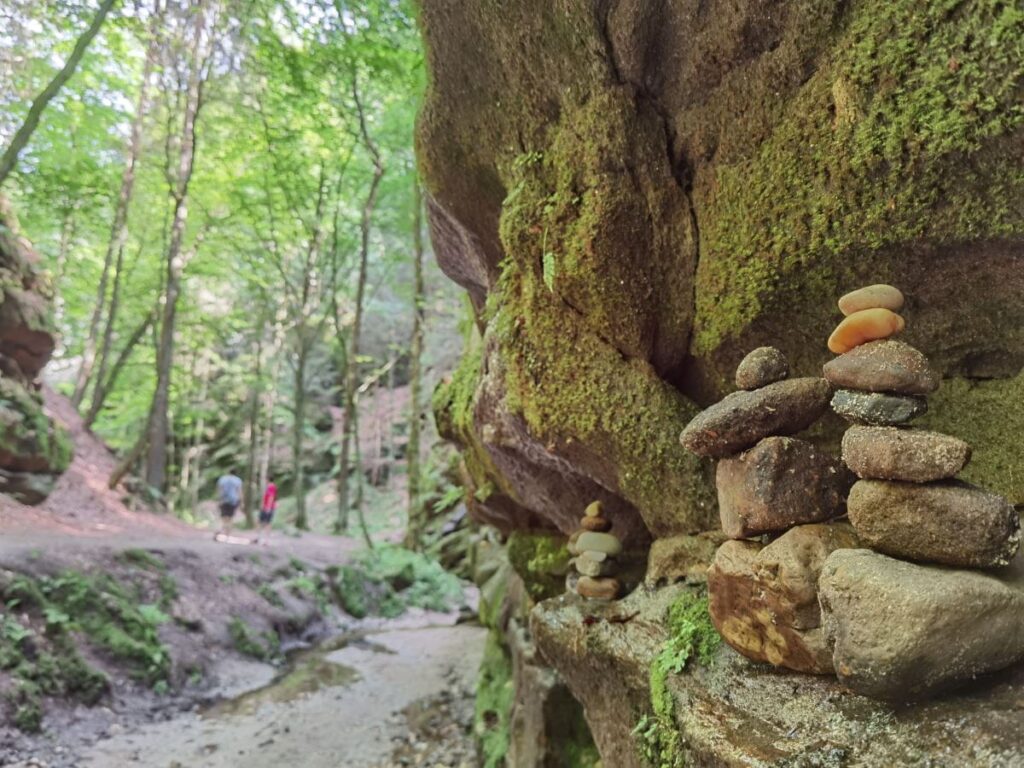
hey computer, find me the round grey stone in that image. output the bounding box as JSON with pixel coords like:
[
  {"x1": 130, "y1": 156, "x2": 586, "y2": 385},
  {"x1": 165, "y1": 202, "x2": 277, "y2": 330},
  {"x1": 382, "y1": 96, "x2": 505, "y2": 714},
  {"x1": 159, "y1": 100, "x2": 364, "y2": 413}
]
[{"x1": 735, "y1": 346, "x2": 790, "y2": 390}]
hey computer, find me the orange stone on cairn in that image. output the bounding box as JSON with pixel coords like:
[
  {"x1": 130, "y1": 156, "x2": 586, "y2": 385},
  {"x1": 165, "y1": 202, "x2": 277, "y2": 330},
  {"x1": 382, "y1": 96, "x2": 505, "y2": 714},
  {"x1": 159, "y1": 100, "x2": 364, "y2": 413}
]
[{"x1": 827, "y1": 308, "x2": 905, "y2": 354}]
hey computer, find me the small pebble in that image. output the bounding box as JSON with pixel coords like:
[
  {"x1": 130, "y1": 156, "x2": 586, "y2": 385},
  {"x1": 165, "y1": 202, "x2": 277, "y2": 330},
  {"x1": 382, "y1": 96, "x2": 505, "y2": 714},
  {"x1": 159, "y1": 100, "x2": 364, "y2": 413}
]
[
  {"x1": 838, "y1": 284, "x2": 905, "y2": 316},
  {"x1": 584, "y1": 501, "x2": 603, "y2": 518},
  {"x1": 576, "y1": 531, "x2": 622, "y2": 556},
  {"x1": 575, "y1": 556, "x2": 614, "y2": 578},
  {"x1": 580, "y1": 516, "x2": 611, "y2": 532},
  {"x1": 735, "y1": 346, "x2": 790, "y2": 390},
  {"x1": 828, "y1": 308, "x2": 905, "y2": 354}
]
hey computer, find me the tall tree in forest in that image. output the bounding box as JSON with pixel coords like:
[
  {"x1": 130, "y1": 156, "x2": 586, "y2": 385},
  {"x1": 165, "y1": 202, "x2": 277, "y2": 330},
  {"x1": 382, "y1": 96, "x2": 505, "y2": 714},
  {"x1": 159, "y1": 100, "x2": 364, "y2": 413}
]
[
  {"x1": 142, "y1": 1, "x2": 215, "y2": 491},
  {"x1": 336, "y1": 71, "x2": 383, "y2": 550},
  {"x1": 403, "y1": 179, "x2": 425, "y2": 549},
  {"x1": 73, "y1": 0, "x2": 164, "y2": 409},
  {"x1": 0, "y1": 0, "x2": 120, "y2": 186}
]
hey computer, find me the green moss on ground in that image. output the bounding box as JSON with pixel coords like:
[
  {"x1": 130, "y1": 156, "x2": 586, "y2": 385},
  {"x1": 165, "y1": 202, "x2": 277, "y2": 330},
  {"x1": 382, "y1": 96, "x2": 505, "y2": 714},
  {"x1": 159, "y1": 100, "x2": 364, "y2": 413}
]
[
  {"x1": 328, "y1": 546, "x2": 465, "y2": 620},
  {"x1": 0, "y1": 612, "x2": 110, "y2": 733},
  {"x1": 634, "y1": 589, "x2": 721, "y2": 768},
  {"x1": 694, "y1": 0, "x2": 1024, "y2": 363},
  {"x1": 506, "y1": 531, "x2": 571, "y2": 602},
  {"x1": 4, "y1": 571, "x2": 170, "y2": 686},
  {"x1": 474, "y1": 629, "x2": 514, "y2": 768},
  {"x1": 228, "y1": 617, "x2": 281, "y2": 662}
]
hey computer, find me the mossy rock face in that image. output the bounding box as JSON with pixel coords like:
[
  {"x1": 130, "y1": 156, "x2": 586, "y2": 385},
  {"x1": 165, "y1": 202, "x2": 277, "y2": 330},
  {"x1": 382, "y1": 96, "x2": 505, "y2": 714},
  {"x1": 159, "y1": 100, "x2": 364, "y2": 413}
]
[
  {"x1": 0, "y1": 380, "x2": 71, "y2": 503},
  {"x1": 418, "y1": 0, "x2": 1024, "y2": 538}
]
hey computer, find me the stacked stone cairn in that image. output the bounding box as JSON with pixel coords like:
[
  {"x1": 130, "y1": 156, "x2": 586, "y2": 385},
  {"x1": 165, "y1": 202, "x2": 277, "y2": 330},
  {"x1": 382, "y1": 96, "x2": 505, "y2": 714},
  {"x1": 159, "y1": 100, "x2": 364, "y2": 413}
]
[
  {"x1": 825, "y1": 284, "x2": 1020, "y2": 570},
  {"x1": 816, "y1": 285, "x2": 1024, "y2": 700},
  {"x1": 567, "y1": 501, "x2": 623, "y2": 601},
  {"x1": 679, "y1": 346, "x2": 853, "y2": 674},
  {"x1": 680, "y1": 283, "x2": 1024, "y2": 701}
]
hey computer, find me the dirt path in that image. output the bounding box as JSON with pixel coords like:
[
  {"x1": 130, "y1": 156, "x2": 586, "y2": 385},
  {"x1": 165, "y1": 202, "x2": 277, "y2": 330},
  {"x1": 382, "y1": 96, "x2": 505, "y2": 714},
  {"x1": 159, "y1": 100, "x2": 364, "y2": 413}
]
[{"x1": 77, "y1": 624, "x2": 484, "y2": 768}]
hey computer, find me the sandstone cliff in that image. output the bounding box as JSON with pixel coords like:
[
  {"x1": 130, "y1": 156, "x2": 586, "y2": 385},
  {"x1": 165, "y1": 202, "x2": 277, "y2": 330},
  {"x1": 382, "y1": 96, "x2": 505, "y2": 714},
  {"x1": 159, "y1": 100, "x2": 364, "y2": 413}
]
[{"x1": 0, "y1": 195, "x2": 70, "y2": 502}]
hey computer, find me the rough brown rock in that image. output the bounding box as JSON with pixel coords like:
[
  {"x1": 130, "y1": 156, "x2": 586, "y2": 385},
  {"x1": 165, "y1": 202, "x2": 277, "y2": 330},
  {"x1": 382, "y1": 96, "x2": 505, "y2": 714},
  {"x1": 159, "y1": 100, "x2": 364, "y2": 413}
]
[
  {"x1": 831, "y1": 389, "x2": 928, "y2": 426},
  {"x1": 823, "y1": 340, "x2": 939, "y2": 395},
  {"x1": 715, "y1": 436, "x2": 853, "y2": 538},
  {"x1": 847, "y1": 479, "x2": 1020, "y2": 568},
  {"x1": 644, "y1": 531, "x2": 727, "y2": 586},
  {"x1": 707, "y1": 523, "x2": 859, "y2": 674},
  {"x1": 533, "y1": 582, "x2": 1024, "y2": 767},
  {"x1": 734, "y1": 346, "x2": 789, "y2": 390},
  {"x1": 0, "y1": 197, "x2": 56, "y2": 381},
  {"x1": 819, "y1": 549, "x2": 1024, "y2": 701},
  {"x1": 576, "y1": 576, "x2": 620, "y2": 600},
  {"x1": 842, "y1": 426, "x2": 971, "y2": 482},
  {"x1": 680, "y1": 378, "x2": 832, "y2": 459}
]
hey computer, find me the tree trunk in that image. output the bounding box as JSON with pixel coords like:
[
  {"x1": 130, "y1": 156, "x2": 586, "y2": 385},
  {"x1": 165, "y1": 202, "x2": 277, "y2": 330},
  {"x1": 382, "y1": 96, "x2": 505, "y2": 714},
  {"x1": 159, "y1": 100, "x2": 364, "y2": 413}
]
[
  {"x1": 0, "y1": 0, "x2": 119, "y2": 187},
  {"x1": 53, "y1": 207, "x2": 76, "y2": 342},
  {"x1": 86, "y1": 308, "x2": 154, "y2": 428},
  {"x1": 336, "y1": 71, "x2": 384, "y2": 544},
  {"x1": 292, "y1": 344, "x2": 309, "y2": 530},
  {"x1": 404, "y1": 181, "x2": 426, "y2": 550},
  {"x1": 72, "y1": 7, "x2": 159, "y2": 407},
  {"x1": 243, "y1": 321, "x2": 265, "y2": 528},
  {"x1": 144, "y1": 5, "x2": 208, "y2": 492},
  {"x1": 258, "y1": 321, "x2": 285, "y2": 491}
]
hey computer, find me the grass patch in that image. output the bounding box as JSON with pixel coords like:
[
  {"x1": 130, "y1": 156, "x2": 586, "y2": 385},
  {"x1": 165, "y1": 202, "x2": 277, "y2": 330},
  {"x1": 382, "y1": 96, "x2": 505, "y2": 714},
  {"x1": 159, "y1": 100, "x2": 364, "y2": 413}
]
[
  {"x1": 4, "y1": 571, "x2": 171, "y2": 686},
  {"x1": 0, "y1": 614, "x2": 110, "y2": 733},
  {"x1": 228, "y1": 617, "x2": 281, "y2": 662},
  {"x1": 116, "y1": 548, "x2": 165, "y2": 571},
  {"x1": 330, "y1": 545, "x2": 464, "y2": 619}
]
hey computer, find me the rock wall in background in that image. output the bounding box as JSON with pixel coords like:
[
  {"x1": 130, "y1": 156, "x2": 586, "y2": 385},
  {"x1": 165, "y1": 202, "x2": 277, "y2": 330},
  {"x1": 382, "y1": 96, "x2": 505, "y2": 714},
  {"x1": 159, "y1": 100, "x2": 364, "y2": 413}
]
[{"x1": 0, "y1": 196, "x2": 70, "y2": 503}]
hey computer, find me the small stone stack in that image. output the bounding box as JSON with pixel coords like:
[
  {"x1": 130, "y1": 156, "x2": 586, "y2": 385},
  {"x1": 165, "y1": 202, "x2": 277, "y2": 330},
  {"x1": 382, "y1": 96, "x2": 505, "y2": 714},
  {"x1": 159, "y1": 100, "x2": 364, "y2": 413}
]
[
  {"x1": 567, "y1": 501, "x2": 623, "y2": 601},
  {"x1": 679, "y1": 347, "x2": 853, "y2": 673},
  {"x1": 824, "y1": 284, "x2": 1020, "y2": 569}
]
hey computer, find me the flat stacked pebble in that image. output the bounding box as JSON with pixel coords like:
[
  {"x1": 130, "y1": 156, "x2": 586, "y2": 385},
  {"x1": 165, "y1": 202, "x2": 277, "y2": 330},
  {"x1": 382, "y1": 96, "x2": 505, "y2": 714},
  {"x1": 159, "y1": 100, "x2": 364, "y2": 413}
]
[
  {"x1": 826, "y1": 284, "x2": 1020, "y2": 568},
  {"x1": 679, "y1": 346, "x2": 853, "y2": 672},
  {"x1": 568, "y1": 501, "x2": 622, "y2": 601}
]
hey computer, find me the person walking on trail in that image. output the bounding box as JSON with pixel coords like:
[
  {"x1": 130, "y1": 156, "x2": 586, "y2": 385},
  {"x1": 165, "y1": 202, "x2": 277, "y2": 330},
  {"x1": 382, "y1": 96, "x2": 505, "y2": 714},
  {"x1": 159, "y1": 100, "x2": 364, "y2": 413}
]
[
  {"x1": 215, "y1": 471, "x2": 243, "y2": 540},
  {"x1": 256, "y1": 477, "x2": 277, "y2": 545}
]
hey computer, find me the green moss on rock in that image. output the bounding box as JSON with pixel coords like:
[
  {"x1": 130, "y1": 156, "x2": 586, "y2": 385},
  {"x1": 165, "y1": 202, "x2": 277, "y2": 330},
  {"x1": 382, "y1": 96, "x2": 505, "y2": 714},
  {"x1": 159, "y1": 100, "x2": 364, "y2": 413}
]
[
  {"x1": 694, "y1": 0, "x2": 1024, "y2": 375},
  {"x1": 634, "y1": 589, "x2": 721, "y2": 768},
  {"x1": 918, "y1": 373, "x2": 1024, "y2": 504},
  {"x1": 0, "y1": 379, "x2": 71, "y2": 475},
  {"x1": 506, "y1": 531, "x2": 571, "y2": 602},
  {"x1": 490, "y1": 254, "x2": 715, "y2": 536}
]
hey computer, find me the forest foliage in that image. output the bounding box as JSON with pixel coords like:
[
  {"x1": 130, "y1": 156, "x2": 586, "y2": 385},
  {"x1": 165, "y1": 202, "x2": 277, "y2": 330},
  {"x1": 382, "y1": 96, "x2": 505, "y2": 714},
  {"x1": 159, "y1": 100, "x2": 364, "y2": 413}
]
[{"x1": 1, "y1": 0, "x2": 456, "y2": 534}]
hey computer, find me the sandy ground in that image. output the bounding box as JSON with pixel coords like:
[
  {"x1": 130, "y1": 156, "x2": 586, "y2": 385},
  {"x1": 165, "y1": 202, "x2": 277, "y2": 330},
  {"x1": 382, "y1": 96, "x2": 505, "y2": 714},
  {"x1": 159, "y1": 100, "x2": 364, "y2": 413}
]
[{"x1": 77, "y1": 625, "x2": 484, "y2": 768}]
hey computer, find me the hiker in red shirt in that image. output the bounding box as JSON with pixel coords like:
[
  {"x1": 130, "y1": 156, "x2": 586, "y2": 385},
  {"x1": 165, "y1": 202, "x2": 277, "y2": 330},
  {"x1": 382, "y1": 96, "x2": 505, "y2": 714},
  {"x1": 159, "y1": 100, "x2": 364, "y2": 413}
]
[{"x1": 256, "y1": 477, "x2": 277, "y2": 545}]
